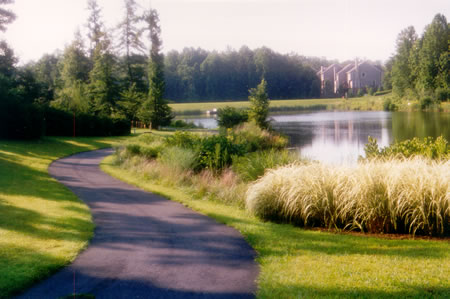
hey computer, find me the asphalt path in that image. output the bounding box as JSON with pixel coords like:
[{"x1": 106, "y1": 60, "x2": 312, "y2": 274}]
[{"x1": 17, "y1": 149, "x2": 259, "y2": 299}]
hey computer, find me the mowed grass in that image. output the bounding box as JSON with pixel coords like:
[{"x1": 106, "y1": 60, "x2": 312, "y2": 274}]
[
  {"x1": 169, "y1": 95, "x2": 388, "y2": 114},
  {"x1": 0, "y1": 136, "x2": 128, "y2": 298},
  {"x1": 102, "y1": 155, "x2": 450, "y2": 298}
]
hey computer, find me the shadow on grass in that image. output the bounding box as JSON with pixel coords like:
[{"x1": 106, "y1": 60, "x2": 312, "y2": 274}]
[
  {"x1": 0, "y1": 197, "x2": 93, "y2": 242},
  {"x1": 0, "y1": 243, "x2": 67, "y2": 298}
]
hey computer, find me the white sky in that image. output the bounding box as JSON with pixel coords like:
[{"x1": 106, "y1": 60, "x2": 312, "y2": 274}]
[{"x1": 2, "y1": 0, "x2": 449, "y2": 64}]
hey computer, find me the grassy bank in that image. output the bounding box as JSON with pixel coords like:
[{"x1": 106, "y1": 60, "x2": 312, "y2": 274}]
[
  {"x1": 0, "y1": 136, "x2": 128, "y2": 298},
  {"x1": 103, "y1": 132, "x2": 450, "y2": 298},
  {"x1": 169, "y1": 95, "x2": 388, "y2": 115},
  {"x1": 102, "y1": 155, "x2": 450, "y2": 298}
]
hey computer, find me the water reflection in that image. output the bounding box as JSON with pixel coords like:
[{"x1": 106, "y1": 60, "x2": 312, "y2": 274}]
[
  {"x1": 271, "y1": 111, "x2": 392, "y2": 164},
  {"x1": 183, "y1": 111, "x2": 450, "y2": 165}
]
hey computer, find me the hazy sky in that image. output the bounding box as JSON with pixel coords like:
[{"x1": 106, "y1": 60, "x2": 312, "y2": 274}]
[{"x1": 2, "y1": 0, "x2": 449, "y2": 64}]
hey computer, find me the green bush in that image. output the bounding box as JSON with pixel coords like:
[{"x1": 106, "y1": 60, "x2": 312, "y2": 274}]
[
  {"x1": 232, "y1": 149, "x2": 299, "y2": 181},
  {"x1": 124, "y1": 142, "x2": 163, "y2": 160},
  {"x1": 217, "y1": 106, "x2": 248, "y2": 128},
  {"x1": 140, "y1": 144, "x2": 163, "y2": 159},
  {"x1": 364, "y1": 136, "x2": 449, "y2": 160},
  {"x1": 435, "y1": 88, "x2": 449, "y2": 102},
  {"x1": 125, "y1": 144, "x2": 141, "y2": 156},
  {"x1": 165, "y1": 131, "x2": 201, "y2": 148},
  {"x1": 197, "y1": 135, "x2": 245, "y2": 171},
  {"x1": 419, "y1": 97, "x2": 435, "y2": 110},
  {"x1": 382, "y1": 97, "x2": 398, "y2": 111},
  {"x1": 169, "y1": 119, "x2": 200, "y2": 129},
  {"x1": 228, "y1": 122, "x2": 288, "y2": 153}
]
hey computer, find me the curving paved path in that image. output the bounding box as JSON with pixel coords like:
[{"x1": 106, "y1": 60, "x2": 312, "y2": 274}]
[{"x1": 18, "y1": 149, "x2": 259, "y2": 299}]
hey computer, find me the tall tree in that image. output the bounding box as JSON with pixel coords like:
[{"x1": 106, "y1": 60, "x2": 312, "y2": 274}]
[
  {"x1": 248, "y1": 79, "x2": 270, "y2": 129},
  {"x1": 0, "y1": 0, "x2": 15, "y2": 32},
  {"x1": 391, "y1": 26, "x2": 417, "y2": 96},
  {"x1": 416, "y1": 14, "x2": 449, "y2": 91},
  {"x1": 86, "y1": 0, "x2": 104, "y2": 58},
  {"x1": 55, "y1": 30, "x2": 91, "y2": 112},
  {"x1": 139, "y1": 9, "x2": 172, "y2": 129},
  {"x1": 117, "y1": 0, "x2": 145, "y2": 87},
  {"x1": 88, "y1": 30, "x2": 119, "y2": 116}
]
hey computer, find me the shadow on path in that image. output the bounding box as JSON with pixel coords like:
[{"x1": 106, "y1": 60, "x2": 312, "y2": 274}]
[{"x1": 17, "y1": 149, "x2": 259, "y2": 299}]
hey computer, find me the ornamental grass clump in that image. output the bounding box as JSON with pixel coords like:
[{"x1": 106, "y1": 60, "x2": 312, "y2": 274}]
[{"x1": 246, "y1": 158, "x2": 450, "y2": 236}]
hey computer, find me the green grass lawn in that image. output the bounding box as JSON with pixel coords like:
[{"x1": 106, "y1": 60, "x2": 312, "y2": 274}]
[
  {"x1": 169, "y1": 95, "x2": 388, "y2": 114},
  {"x1": 0, "y1": 136, "x2": 128, "y2": 298},
  {"x1": 102, "y1": 156, "x2": 450, "y2": 299}
]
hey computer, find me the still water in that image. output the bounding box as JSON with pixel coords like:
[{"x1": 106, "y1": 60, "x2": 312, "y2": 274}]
[{"x1": 184, "y1": 111, "x2": 450, "y2": 164}]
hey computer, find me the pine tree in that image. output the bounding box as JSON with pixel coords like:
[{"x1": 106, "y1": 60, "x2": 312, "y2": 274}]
[
  {"x1": 248, "y1": 79, "x2": 270, "y2": 129},
  {"x1": 139, "y1": 9, "x2": 172, "y2": 129},
  {"x1": 86, "y1": 0, "x2": 104, "y2": 58},
  {"x1": 88, "y1": 31, "x2": 118, "y2": 116},
  {"x1": 117, "y1": 0, "x2": 145, "y2": 87}
]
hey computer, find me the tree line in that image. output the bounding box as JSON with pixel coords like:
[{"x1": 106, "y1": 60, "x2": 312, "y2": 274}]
[
  {"x1": 164, "y1": 47, "x2": 321, "y2": 101},
  {"x1": 0, "y1": 0, "x2": 172, "y2": 138},
  {"x1": 383, "y1": 13, "x2": 449, "y2": 104}
]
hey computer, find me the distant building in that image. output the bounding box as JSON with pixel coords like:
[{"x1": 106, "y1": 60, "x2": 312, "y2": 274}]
[{"x1": 317, "y1": 60, "x2": 383, "y2": 97}]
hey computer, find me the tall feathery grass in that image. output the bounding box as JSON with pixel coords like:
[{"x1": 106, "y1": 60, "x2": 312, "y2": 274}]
[{"x1": 246, "y1": 158, "x2": 450, "y2": 236}]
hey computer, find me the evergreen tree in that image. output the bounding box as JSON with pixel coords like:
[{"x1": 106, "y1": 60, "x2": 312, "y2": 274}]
[
  {"x1": 248, "y1": 79, "x2": 270, "y2": 129},
  {"x1": 139, "y1": 9, "x2": 172, "y2": 129},
  {"x1": 88, "y1": 31, "x2": 119, "y2": 116},
  {"x1": 86, "y1": 0, "x2": 104, "y2": 58},
  {"x1": 0, "y1": 0, "x2": 15, "y2": 32},
  {"x1": 117, "y1": 0, "x2": 145, "y2": 87}
]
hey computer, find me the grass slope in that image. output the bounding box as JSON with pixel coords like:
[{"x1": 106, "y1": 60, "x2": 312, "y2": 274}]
[
  {"x1": 102, "y1": 156, "x2": 450, "y2": 298},
  {"x1": 0, "y1": 136, "x2": 127, "y2": 298}
]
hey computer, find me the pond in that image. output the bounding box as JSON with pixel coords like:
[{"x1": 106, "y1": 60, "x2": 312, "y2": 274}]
[{"x1": 182, "y1": 111, "x2": 450, "y2": 164}]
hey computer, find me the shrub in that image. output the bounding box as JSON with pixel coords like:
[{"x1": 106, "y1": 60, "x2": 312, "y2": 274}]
[
  {"x1": 197, "y1": 135, "x2": 245, "y2": 171},
  {"x1": 217, "y1": 106, "x2": 248, "y2": 129},
  {"x1": 169, "y1": 119, "x2": 200, "y2": 129},
  {"x1": 246, "y1": 159, "x2": 450, "y2": 236},
  {"x1": 232, "y1": 149, "x2": 300, "y2": 182},
  {"x1": 382, "y1": 97, "x2": 398, "y2": 111},
  {"x1": 228, "y1": 122, "x2": 288, "y2": 153},
  {"x1": 364, "y1": 136, "x2": 449, "y2": 160},
  {"x1": 419, "y1": 97, "x2": 435, "y2": 110},
  {"x1": 140, "y1": 143, "x2": 163, "y2": 159},
  {"x1": 165, "y1": 131, "x2": 201, "y2": 148},
  {"x1": 435, "y1": 88, "x2": 449, "y2": 102}
]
